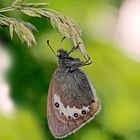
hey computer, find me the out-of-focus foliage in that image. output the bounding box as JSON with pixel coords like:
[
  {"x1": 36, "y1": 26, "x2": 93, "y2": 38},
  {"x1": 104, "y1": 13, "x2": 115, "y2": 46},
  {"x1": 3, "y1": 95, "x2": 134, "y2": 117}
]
[
  {"x1": 0, "y1": 0, "x2": 140, "y2": 140},
  {"x1": 0, "y1": 110, "x2": 46, "y2": 140}
]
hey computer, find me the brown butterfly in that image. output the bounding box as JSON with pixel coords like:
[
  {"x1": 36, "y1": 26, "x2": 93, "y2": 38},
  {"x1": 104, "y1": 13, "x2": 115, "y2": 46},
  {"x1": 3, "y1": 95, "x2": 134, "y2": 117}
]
[{"x1": 47, "y1": 41, "x2": 101, "y2": 138}]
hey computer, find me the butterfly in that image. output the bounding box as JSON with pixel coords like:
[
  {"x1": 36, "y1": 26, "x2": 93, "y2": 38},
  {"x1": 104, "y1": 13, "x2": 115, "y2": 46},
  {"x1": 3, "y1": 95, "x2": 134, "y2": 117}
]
[{"x1": 47, "y1": 41, "x2": 101, "y2": 138}]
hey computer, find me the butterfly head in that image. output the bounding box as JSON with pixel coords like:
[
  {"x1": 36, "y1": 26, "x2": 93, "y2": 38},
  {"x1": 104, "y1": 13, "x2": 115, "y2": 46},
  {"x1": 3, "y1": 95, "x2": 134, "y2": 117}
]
[{"x1": 57, "y1": 49, "x2": 69, "y2": 59}]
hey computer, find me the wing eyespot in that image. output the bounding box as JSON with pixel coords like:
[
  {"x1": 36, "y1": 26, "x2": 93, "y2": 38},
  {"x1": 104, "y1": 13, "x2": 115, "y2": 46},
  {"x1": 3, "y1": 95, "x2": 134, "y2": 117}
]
[
  {"x1": 81, "y1": 110, "x2": 86, "y2": 115},
  {"x1": 61, "y1": 112, "x2": 64, "y2": 115},
  {"x1": 55, "y1": 102, "x2": 59, "y2": 108},
  {"x1": 74, "y1": 113, "x2": 78, "y2": 118},
  {"x1": 88, "y1": 106, "x2": 92, "y2": 110},
  {"x1": 68, "y1": 116, "x2": 71, "y2": 119},
  {"x1": 91, "y1": 99, "x2": 95, "y2": 103}
]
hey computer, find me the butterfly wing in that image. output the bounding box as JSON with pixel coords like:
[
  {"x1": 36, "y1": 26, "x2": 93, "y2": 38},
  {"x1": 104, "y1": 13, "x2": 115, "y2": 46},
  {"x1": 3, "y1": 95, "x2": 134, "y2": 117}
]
[
  {"x1": 47, "y1": 71, "x2": 80, "y2": 138},
  {"x1": 47, "y1": 68, "x2": 101, "y2": 138}
]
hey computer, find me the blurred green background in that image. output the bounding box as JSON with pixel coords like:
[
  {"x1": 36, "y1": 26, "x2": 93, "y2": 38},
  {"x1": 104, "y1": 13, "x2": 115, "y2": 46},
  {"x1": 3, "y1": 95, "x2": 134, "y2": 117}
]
[{"x1": 0, "y1": 0, "x2": 140, "y2": 140}]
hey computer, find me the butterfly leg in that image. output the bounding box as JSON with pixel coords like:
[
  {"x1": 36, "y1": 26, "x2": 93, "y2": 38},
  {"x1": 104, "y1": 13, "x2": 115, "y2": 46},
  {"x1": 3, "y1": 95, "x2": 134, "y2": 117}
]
[
  {"x1": 68, "y1": 57, "x2": 92, "y2": 71},
  {"x1": 82, "y1": 61, "x2": 92, "y2": 66},
  {"x1": 68, "y1": 42, "x2": 81, "y2": 54},
  {"x1": 78, "y1": 58, "x2": 92, "y2": 68}
]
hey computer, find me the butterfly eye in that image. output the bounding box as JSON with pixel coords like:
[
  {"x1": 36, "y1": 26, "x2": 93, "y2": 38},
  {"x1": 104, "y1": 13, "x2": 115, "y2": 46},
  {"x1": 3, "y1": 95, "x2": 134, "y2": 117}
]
[
  {"x1": 57, "y1": 51, "x2": 60, "y2": 57},
  {"x1": 74, "y1": 113, "x2": 78, "y2": 118},
  {"x1": 55, "y1": 102, "x2": 59, "y2": 108},
  {"x1": 81, "y1": 110, "x2": 86, "y2": 115}
]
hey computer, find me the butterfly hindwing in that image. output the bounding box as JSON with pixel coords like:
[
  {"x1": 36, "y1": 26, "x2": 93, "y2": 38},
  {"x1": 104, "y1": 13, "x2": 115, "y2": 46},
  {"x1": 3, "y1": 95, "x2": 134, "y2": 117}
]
[{"x1": 47, "y1": 68, "x2": 100, "y2": 138}]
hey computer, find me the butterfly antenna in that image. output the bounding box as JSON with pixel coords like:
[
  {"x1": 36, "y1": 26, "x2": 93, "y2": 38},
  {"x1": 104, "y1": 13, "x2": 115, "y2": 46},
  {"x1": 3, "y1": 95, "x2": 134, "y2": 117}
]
[
  {"x1": 47, "y1": 40, "x2": 57, "y2": 56},
  {"x1": 57, "y1": 36, "x2": 66, "y2": 49}
]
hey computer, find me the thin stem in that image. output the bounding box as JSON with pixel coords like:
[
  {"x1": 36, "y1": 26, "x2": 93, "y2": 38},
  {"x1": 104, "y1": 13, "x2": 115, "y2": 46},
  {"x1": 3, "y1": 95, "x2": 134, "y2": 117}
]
[
  {"x1": 0, "y1": 6, "x2": 14, "y2": 13},
  {"x1": 0, "y1": 14, "x2": 7, "y2": 18}
]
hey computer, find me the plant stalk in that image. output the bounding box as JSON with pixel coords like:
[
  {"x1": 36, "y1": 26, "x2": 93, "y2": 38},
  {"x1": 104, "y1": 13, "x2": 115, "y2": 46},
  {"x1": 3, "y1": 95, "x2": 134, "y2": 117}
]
[{"x1": 0, "y1": 7, "x2": 14, "y2": 13}]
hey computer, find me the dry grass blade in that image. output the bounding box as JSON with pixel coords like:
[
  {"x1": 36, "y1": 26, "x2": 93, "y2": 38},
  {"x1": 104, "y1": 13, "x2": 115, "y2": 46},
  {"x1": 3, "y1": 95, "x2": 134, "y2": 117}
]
[
  {"x1": 20, "y1": 9, "x2": 42, "y2": 17},
  {"x1": 9, "y1": 23, "x2": 14, "y2": 38},
  {"x1": 23, "y1": 22, "x2": 37, "y2": 31},
  {"x1": 12, "y1": 0, "x2": 24, "y2": 7},
  {"x1": 12, "y1": 0, "x2": 48, "y2": 8},
  {"x1": 12, "y1": 19, "x2": 36, "y2": 46},
  {"x1": 18, "y1": 7, "x2": 90, "y2": 60},
  {"x1": 0, "y1": 0, "x2": 90, "y2": 59},
  {"x1": 21, "y1": 3, "x2": 49, "y2": 8},
  {"x1": 0, "y1": 18, "x2": 9, "y2": 26},
  {"x1": 18, "y1": 7, "x2": 49, "y2": 18},
  {"x1": 0, "y1": 17, "x2": 36, "y2": 46},
  {"x1": 44, "y1": 9, "x2": 90, "y2": 60}
]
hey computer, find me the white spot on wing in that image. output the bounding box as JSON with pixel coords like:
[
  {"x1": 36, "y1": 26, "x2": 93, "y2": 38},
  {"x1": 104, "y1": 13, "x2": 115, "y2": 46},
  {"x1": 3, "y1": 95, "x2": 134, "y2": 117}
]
[
  {"x1": 54, "y1": 94, "x2": 89, "y2": 118},
  {"x1": 53, "y1": 95, "x2": 101, "y2": 139}
]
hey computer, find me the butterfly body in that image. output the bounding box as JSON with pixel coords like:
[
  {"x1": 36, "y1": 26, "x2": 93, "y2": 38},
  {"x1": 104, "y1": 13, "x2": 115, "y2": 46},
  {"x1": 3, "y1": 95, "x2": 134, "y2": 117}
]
[{"x1": 47, "y1": 49, "x2": 101, "y2": 138}]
